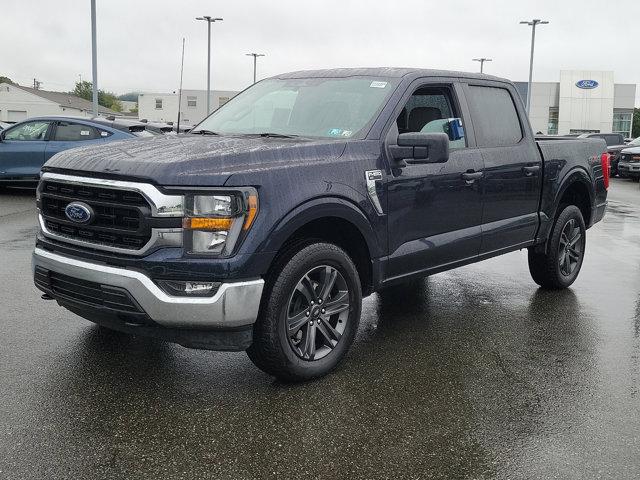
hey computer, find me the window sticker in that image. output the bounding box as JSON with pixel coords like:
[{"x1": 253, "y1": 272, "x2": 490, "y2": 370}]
[
  {"x1": 370, "y1": 81, "x2": 388, "y2": 89},
  {"x1": 80, "y1": 130, "x2": 90, "y2": 136},
  {"x1": 341, "y1": 130, "x2": 353, "y2": 137},
  {"x1": 328, "y1": 128, "x2": 343, "y2": 136}
]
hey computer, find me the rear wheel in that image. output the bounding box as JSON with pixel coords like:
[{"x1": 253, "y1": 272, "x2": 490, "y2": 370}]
[
  {"x1": 528, "y1": 205, "x2": 586, "y2": 289},
  {"x1": 247, "y1": 242, "x2": 362, "y2": 381}
]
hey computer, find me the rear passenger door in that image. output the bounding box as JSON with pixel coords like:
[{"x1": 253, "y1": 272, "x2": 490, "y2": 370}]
[
  {"x1": 463, "y1": 83, "x2": 542, "y2": 254},
  {"x1": 44, "y1": 121, "x2": 105, "y2": 161}
]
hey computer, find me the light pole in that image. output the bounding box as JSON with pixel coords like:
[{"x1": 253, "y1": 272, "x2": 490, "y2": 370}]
[
  {"x1": 245, "y1": 53, "x2": 265, "y2": 84},
  {"x1": 90, "y1": 0, "x2": 98, "y2": 117},
  {"x1": 520, "y1": 19, "x2": 549, "y2": 115},
  {"x1": 196, "y1": 16, "x2": 223, "y2": 115},
  {"x1": 472, "y1": 58, "x2": 492, "y2": 73}
]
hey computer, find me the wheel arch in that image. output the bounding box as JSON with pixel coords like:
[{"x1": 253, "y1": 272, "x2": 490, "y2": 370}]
[
  {"x1": 259, "y1": 197, "x2": 382, "y2": 296},
  {"x1": 554, "y1": 168, "x2": 595, "y2": 227}
]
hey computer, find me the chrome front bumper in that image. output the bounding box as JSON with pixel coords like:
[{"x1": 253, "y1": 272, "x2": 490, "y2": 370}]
[{"x1": 32, "y1": 248, "x2": 264, "y2": 329}]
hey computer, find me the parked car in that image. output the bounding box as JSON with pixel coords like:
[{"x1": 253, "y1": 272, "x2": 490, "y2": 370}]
[
  {"x1": 0, "y1": 121, "x2": 12, "y2": 131},
  {"x1": 0, "y1": 116, "x2": 154, "y2": 187},
  {"x1": 578, "y1": 133, "x2": 626, "y2": 176},
  {"x1": 617, "y1": 139, "x2": 640, "y2": 180},
  {"x1": 33, "y1": 68, "x2": 608, "y2": 381}
]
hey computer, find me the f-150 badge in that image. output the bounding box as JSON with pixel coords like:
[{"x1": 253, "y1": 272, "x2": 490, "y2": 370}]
[{"x1": 365, "y1": 170, "x2": 384, "y2": 215}]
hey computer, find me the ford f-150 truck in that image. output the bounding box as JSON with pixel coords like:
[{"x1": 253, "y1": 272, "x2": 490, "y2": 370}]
[{"x1": 32, "y1": 68, "x2": 609, "y2": 381}]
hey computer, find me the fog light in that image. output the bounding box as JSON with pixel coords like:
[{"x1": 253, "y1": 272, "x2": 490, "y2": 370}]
[{"x1": 156, "y1": 280, "x2": 220, "y2": 297}]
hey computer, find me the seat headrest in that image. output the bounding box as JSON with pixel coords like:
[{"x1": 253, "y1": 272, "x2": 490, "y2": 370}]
[{"x1": 408, "y1": 107, "x2": 442, "y2": 132}]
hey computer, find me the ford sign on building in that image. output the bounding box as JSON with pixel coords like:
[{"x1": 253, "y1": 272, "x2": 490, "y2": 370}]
[
  {"x1": 576, "y1": 79, "x2": 599, "y2": 89},
  {"x1": 515, "y1": 70, "x2": 636, "y2": 137}
]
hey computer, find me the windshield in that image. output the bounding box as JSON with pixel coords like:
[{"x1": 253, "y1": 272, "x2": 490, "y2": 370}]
[
  {"x1": 628, "y1": 137, "x2": 640, "y2": 146},
  {"x1": 194, "y1": 77, "x2": 398, "y2": 139}
]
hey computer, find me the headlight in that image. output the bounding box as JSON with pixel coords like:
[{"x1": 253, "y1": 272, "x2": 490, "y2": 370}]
[{"x1": 182, "y1": 190, "x2": 258, "y2": 256}]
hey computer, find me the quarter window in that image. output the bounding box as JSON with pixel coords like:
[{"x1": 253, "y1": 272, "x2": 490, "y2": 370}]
[
  {"x1": 467, "y1": 86, "x2": 523, "y2": 147},
  {"x1": 3, "y1": 121, "x2": 51, "y2": 141}
]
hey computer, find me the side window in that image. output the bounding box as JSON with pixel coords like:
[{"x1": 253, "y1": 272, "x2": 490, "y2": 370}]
[
  {"x1": 466, "y1": 86, "x2": 523, "y2": 147},
  {"x1": 4, "y1": 121, "x2": 51, "y2": 141},
  {"x1": 396, "y1": 86, "x2": 466, "y2": 149},
  {"x1": 53, "y1": 122, "x2": 100, "y2": 141}
]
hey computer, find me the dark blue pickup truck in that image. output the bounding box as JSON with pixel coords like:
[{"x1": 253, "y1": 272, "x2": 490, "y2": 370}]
[{"x1": 33, "y1": 68, "x2": 609, "y2": 381}]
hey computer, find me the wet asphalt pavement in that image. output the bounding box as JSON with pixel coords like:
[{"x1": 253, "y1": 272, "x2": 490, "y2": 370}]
[{"x1": 1, "y1": 179, "x2": 640, "y2": 480}]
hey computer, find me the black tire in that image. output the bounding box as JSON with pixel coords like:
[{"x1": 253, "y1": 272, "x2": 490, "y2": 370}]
[
  {"x1": 528, "y1": 205, "x2": 586, "y2": 289},
  {"x1": 247, "y1": 242, "x2": 362, "y2": 382}
]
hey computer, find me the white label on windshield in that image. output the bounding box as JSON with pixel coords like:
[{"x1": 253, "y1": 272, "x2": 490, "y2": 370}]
[
  {"x1": 80, "y1": 130, "x2": 90, "y2": 136},
  {"x1": 370, "y1": 81, "x2": 388, "y2": 88}
]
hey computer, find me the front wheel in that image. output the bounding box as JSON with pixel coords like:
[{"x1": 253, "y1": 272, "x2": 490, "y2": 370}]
[
  {"x1": 247, "y1": 242, "x2": 362, "y2": 382},
  {"x1": 528, "y1": 205, "x2": 586, "y2": 289}
]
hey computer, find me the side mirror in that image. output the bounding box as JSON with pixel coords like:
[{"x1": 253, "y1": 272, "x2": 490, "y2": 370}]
[{"x1": 390, "y1": 132, "x2": 449, "y2": 164}]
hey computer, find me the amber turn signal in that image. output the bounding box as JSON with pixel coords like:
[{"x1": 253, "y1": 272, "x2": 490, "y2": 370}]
[
  {"x1": 243, "y1": 194, "x2": 258, "y2": 231},
  {"x1": 182, "y1": 217, "x2": 233, "y2": 231}
]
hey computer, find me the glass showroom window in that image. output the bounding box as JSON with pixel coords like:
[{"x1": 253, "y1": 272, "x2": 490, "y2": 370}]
[
  {"x1": 155, "y1": 99, "x2": 163, "y2": 110},
  {"x1": 547, "y1": 107, "x2": 558, "y2": 135},
  {"x1": 612, "y1": 112, "x2": 632, "y2": 137}
]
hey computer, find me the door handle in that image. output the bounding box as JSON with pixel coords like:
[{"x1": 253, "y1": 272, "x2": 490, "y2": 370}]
[
  {"x1": 523, "y1": 165, "x2": 540, "y2": 176},
  {"x1": 462, "y1": 171, "x2": 483, "y2": 184}
]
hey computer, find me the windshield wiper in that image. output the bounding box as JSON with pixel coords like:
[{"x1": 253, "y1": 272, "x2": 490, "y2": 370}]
[
  {"x1": 190, "y1": 129, "x2": 220, "y2": 135},
  {"x1": 244, "y1": 132, "x2": 299, "y2": 139}
]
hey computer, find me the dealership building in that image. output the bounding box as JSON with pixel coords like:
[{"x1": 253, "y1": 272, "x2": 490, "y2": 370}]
[{"x1": 515, "y1": 70, "x2": 636, "y2": 137}]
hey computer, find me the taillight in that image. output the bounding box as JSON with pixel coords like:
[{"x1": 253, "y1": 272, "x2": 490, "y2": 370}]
[{"x1": 601, "y1": 152, "x2": 610, "y2": 190}]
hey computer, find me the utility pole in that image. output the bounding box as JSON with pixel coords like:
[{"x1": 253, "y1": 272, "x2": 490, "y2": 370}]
[
  {"x1": 520, "y1": 19, "x2": 549, "y2": 115},
  {"x1": 196, "y1": 16, "x2": 223, "y2": 115},
  {"x1": 177, "y1": 38, "x2": 185, "y2": 133},
  {"x1": 33, "y1": 78, "x2": 42, "y2": 90},
  {"x1": 245, "y1": 53, "x2": 265, "y2": 84},
  {"x1": 91, "y1": 0, "x2": 99, "y2": 117},
  {"x1": 472, "y1": 58, "x2": 492, "y2": 74}
]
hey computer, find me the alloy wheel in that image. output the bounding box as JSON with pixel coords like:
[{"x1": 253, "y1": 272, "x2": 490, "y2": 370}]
[
  {"x1": 558, "y1": 218, "x2": 583, "y2": 276},
  {"x1": 286, "y1": 265, "x2": 350, "y2": 360}
]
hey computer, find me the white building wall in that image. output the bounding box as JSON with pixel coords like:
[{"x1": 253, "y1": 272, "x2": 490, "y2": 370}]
[
  {"x1": 0, "y1": 83, "x2": 93, "y2": 121},
  {"x1": 557, "y1": 70, "x2": 615, "y2": 135},
  {"x1": 527, "y1": 82, "x2": 559, "y2": 134},
  {"x1": 137, "y1": 89, "x2": 238, "y2": 125}
]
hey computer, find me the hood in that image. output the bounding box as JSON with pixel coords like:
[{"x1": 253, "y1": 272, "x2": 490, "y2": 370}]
[
  {"x1": 43, "y1": 134, "x2": 348, "y2": 186},
  {"x1": 621, "y1": 146, "x2": 640, "y2": 155}
]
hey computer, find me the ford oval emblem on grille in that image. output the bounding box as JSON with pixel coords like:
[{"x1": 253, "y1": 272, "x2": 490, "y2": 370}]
[
  {"x1": 64, "y1": 202, "x2": 94, "y2": 224},
  {"x1": 576, "y1": 79, "x2": 599, "y2": 89}
]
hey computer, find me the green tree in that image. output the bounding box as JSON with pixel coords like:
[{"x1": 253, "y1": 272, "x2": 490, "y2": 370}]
[
  {"x1": 0, "y1": 75, "x2": 15, "y2": 85},
  {"x1": 72, "y1": 81, "x2": 122, "y2": 112},
  {"x1": 633, "y1": 108, "x2": 640, "y2": 139}
]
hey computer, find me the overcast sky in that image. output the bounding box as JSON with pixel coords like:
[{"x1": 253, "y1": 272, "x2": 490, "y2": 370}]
[{"x1": 2, "y1": 0, "x2": 639, "y2": 102}]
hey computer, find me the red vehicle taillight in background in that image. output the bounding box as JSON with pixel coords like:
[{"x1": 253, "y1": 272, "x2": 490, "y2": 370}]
[{"x1": 601, "y1": 152, "x2": 610, "y2": 190}]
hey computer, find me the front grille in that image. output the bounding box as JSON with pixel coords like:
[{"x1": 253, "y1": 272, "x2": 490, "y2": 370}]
[
  {"x1": 35, "y1": 266, "x2": 144, "y2": 314},
  {"x1": 40, "y1": 180, "x2": 152, "y2": 251}
]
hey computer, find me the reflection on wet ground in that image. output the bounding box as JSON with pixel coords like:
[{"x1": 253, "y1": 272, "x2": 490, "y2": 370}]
[{"x1": 1, "y1": 179, "x2": 640, "y2": 479}]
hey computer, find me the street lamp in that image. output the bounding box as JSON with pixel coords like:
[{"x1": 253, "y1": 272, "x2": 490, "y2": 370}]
[
  {"x1": 196, "y1": 15, "x2": 223, "y2": 115},
  {"x1": 520, "y1": 19, "x2": 549, "y2": 115},
  {"x1": 245, "y1": 53, "x2": 265, "y2": 84},
  {"x1": 90, "y1": 0, "x2": 98, "y2": 117},
  {"x1": 472, "y1": 58, "x2": 492, "y2": 74}
]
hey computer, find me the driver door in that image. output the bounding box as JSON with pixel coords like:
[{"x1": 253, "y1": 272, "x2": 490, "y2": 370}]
[{"x1": 384, "y1": 82, "x2": 485, "y2": 281}]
